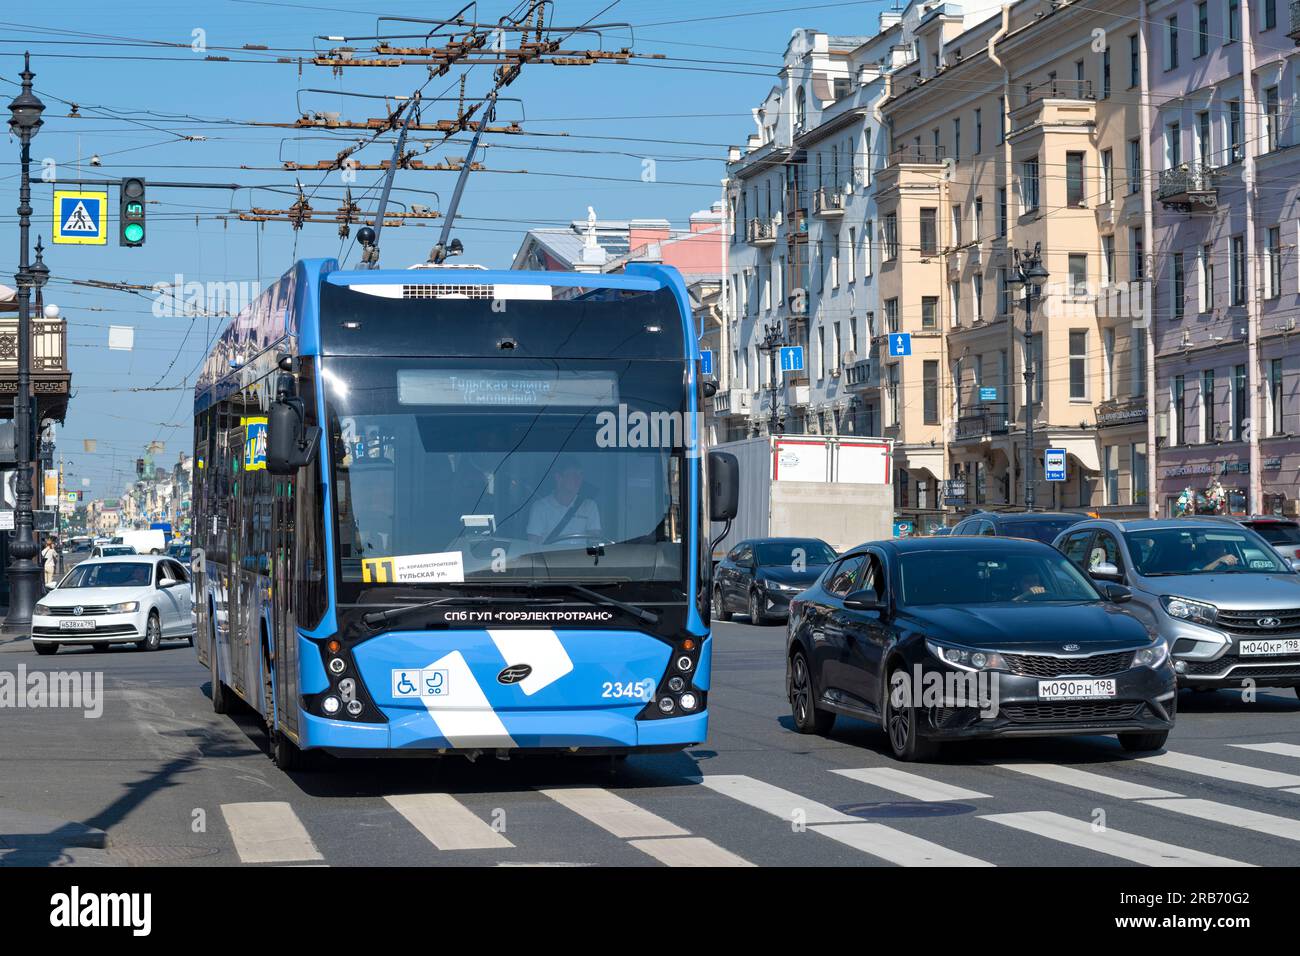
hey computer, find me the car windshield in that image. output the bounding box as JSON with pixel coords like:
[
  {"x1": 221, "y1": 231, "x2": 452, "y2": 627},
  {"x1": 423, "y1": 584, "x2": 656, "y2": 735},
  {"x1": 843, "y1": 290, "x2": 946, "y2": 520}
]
[
  {"x1": 1127, "y1": 527, "x2": 1290, "y2": 575},
  {"x1": 1000, "y1": 517, "x2": 1082, "y2": 544},
  {"x1": 59, "y1": 562, "x2": 151, "y2": 589},
  {"x1": 1248, "y1": 522, "x2": 1300, "y2": 546},
  {"x1": 100, "y1": 547, "x2": 135, "y2": 556},
  {"x1": 755, "y1": 540, "x2": 836, "y2": 566},
  {"x1": 323, "y1": 356, "x2": 690, "y2": 595},
  {"x1": 900, "y1": 549, "x2": 1100, "y2": 605}
]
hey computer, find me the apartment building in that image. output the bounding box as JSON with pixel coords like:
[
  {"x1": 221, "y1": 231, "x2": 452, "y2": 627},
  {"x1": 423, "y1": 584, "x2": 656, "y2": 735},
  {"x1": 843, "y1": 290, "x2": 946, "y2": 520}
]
[{"x1": 1149, "y1": 0, "x2": 1300, "y2": 518}]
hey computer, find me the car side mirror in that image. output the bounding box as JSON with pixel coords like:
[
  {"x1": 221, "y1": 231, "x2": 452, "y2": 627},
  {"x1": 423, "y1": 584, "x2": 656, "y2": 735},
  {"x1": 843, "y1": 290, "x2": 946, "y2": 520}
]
[
  {"x1": 1088, "y1": 561, "x2": 1122, "y2": 582},
  {"x1": 708, "y1": 451, "x2": 739, "y2": 522},
  {"x1": 160, "y1": 578, "x2": 178, "y2": 589},
  {"x1": 1289, "y1": 558, "x2": 1300, "y2": 574},
  {"x1": 267, "y1": 374, "x2": 321, "y2": 476},
  {"x1": 1102, "y1": 582, "x2": 1132, "y2": 603},
  {"x1": 843, "y1": 588, "x2": 884, "y2": 612}
]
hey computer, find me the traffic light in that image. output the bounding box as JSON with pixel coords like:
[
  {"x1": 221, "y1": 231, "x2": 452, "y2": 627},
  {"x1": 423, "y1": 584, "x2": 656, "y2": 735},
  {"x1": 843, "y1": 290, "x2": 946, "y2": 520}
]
[
  {"x1": 136, "y1": 458, "x2": 145, "y2": 477},
  {"x1": 119, "y1": 177, "x2": 146, "y2": 246}
]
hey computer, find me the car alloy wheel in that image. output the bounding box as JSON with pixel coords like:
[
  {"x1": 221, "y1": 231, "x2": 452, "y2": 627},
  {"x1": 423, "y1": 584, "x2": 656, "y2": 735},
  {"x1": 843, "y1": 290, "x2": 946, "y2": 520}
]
[
  {"x1": 749, "y1": 590, "x2": 765, "y2": 625},
  {"x1": 789, "y1": 651, "x2": 834, "y2": 735},
  {"x1": 140, "y1": 613, "x2": 161, "y2": 652},
  {"x1": 713, "y1": 587, "x2": 730, "y2": 622},
  {"x1": 885, "y1": 668, "x2": 938, "y2": 761}
]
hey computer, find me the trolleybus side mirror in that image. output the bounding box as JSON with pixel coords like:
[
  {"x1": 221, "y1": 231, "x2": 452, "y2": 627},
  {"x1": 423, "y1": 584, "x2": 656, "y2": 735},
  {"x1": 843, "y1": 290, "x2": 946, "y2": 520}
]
[
  {"x1": 267, "y1": 377, "x2": 321, "y2": 475},
  {"x1": 708, "y1": 451, "x2": 739, "y2": 522}
]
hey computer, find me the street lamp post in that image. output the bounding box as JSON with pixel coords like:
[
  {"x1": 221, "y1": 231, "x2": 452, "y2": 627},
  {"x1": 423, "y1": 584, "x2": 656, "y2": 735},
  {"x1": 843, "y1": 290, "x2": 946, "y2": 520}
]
[
  {"x1": 5, "y1": 53, "x2": 45, "y2": 629},
  {"x1": 756, "y1": 320, "x2": 789, "y2": 436},
  {"x1": 1005, "y1": 243, "x2": 1049, "y2": 513}
]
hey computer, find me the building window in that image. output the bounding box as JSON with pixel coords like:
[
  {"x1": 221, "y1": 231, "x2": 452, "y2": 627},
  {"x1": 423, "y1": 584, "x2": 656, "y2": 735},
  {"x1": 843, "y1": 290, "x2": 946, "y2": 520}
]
[
  {"x1": 923, "y1": 360, "x2": 939, "y2": 424},
  {"x1": 997, "y1": 188, "x2": 1008, "y2": 237},
  {"x1": 998, "y1": 267, "x2": 1010, "y2": 315},
  {"x1": 1020, "y1": 157, "x2": 1040, "y2": 212},
  {"x1": 1233, "y1": 363, "x2": 1247, "y2": 440},
  {"x1": 1129, "y1": 34, "x2": 1140, "y2": 88},
  {"x1": 1197, "y1": 111, "x2": 1211, "y2": 165},
  {"x1": 1202, "y1": 369, "x2": 1217, "y2": 442},
  {"x1": 847, "y1": 227, "x2": 856, "y2": 283},
  {"x1": 950, "y1": 281, "x2": 961, "y2": 327},
  {"x1": 1195, "y1": 1, "x2": 1209, "y2": 56},
  {"x1": 1103, "y1": 234, "x2": 1116, "y2": 286},
  {"x1": 883, "y1": 213, "x2": 898, "y2": 261},
  {"x1": 865, "y1": 220, "x2": 873, "y2": 276},
  {"x1": 951, "y1": 204, "x2": 962, "y2": 247},
  {"x1": 1069, "y1": 330, "x2": 1088, "y2": 399},
  {"x1": 1226, "y1": 0, "x2": 1240, "y2": 42},
  {"x1": 1131, "y1": 227, "x2": 1144, "y2": 281},
  {"x1": 1066, "y1": 152, "x2": 1086, "y2": 206},
  {"x1": 1271, "y1": 359, "x2": 1285, "y2": 435},
  {"x1": 1104, "y1": 327, "x2": 1117, "y2": 399},
  {"x1": 1173, "y1": 375, "x2": 1186, "y2": 445},
  {"x1": 1265, "y1": 87, "x2": 1280, "y2": 152},
  {"x1": 1105, "y1": 444, "x2": 1120, "y2": 505},
  {"x1": 1199, "y1": 243, "x2": 1214, "y2": 311},
  {"x1": 1228, "y1": 100, "x2": 1243, "y2": 162},
  {"x1": 999, "y1": 95, "x2": 1008, "y2": 142},
  {"x1": 815, "y1": 325, "x2": 825, "y2": 380},
  {"x1": 1069, "y1": 253, "x2": 1088, "y2": 295},
  {"x1": 1268, "y1": 226, "x2": 1282, "y2": 298},
  {"x1": 953, "y1": 117, "x2": 961, "y2": 161},
  {"x1": 1132, "y1": 443, "x2": 1148, "y2": 504},
  {"x1": 1128, "y1": 138, "x2": 1142, "y2": 194},
  {"x1": 1102, "y1": 47, "x2": 1111, "y2": 99},
  {"x1": 1133, "y1": 326, "x2": 1147, "y2": 397},
  {"x1": 1231, "y1": 235, "x2": 1246, "y2": 305},
  {"x1": 888, "y1": 364, "x2": 900, "y2": 427},
  {"x1": 973, "y1": 272, "x2": 984, "y2": 319},
  {"x1": 1031, "y1": 333, "x2": 1044, "y2": 403},
  {"x1": 973, "y1": 196, "x2": 983, "y2": 239},
  {"x1": 922, "y1": 295, "x2": 939, "y2": 331},
  {"x1": 920, "y1": 208, "x2": 938, "y2": 255},
  {"x1": 1172, "y1": 252, "x2": 1185, "y2": 318},
  {"x1": 1166, "y1": 121, "x2": 1182, "y2": 168},
  {"x1": 1265, "y1": 0, "x2": 1277, "y2": 29},
  {"x1": 1165, "y1": 16, "x2": 1179, "y2": 71},
  {"x1": 885, "y1": 297, "x2": 899, "y2": 333},
  {"x1": 974, "y1": 108, "x2": 982, "y2": 154}
]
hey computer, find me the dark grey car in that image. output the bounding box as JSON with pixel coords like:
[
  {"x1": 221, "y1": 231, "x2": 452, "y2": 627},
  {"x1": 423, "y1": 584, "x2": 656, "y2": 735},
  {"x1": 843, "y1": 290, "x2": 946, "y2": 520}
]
[{"x1": 1053, "y1": 518, "x2": 1300, "y2": 693}]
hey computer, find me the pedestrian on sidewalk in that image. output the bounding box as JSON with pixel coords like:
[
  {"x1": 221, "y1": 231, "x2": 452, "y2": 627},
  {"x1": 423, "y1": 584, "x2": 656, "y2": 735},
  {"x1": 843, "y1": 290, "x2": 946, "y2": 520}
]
[{"x1": 41, "y1": 536, "x2": 59, "y2": 592}]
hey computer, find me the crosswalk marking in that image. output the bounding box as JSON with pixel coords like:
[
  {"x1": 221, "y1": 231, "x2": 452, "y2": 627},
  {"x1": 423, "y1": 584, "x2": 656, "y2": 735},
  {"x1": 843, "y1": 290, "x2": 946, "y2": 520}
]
[
  {"x1": 1137, "y1": 751, "x2": 1300, "y2": 789},
  {"x1": 628, "y1": 837, "x2": 755, "y2": 867},
  {"x1": 833, "y1": 767, "x2": 990, "y2": 802},
  {"x1": 539, "y1": 787, "x2": 689, "y2": 839},
  {"x1": 982, "y1": 811, "x2": 1253, "y2": 867},
  {"x1": 809, "y1": 823, "x2": 994, "y2": 866},
  {"x1": 1232, "y1": 742, "x2": 1300, "y2": 760},
  {"x1": 994, "y1": 762, "x2": 1181, "y2": 800},
  {"x1": 700, "y1": 774, "x2": 856, "y2": 824},
  {"x1": 220, "y1": 802, "x2": 323, "y2": 864},
  {"x1": 384, "y1": 794, "x2": 513, "y2": 851},
  {"x1": 1140, "y1": 798, "x2": 1300, "y2": 842}
]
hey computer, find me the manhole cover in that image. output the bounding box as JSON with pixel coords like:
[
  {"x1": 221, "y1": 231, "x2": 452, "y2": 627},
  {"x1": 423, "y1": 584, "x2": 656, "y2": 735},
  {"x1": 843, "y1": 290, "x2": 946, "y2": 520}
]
[
  {"x1": 106, "y1": 844, "x2": 222, "y2": 864},
  {"x1": 835, "y1": 801, "x2": 977, "y2": 819}
]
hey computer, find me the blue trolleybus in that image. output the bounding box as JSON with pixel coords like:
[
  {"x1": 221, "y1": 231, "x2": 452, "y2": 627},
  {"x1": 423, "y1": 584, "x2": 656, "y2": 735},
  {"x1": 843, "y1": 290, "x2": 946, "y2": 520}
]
[{"x1": 192, "y1": 259, "x2": 737, "y2": 769}]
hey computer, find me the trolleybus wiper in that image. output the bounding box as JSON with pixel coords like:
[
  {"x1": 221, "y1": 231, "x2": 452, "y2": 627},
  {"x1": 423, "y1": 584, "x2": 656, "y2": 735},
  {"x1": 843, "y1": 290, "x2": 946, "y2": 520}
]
[
  {"x1": 522, "y1": 582, "x2": 660, "y2": 626},
  {"x1": 361, "y1": 595, "x2": 502, "y2": 626}
]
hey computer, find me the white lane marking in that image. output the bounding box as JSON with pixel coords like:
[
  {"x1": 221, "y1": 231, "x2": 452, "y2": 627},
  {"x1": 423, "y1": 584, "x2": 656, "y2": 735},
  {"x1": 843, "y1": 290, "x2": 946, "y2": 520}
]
[
  {"x1": 833, "y1": 767, "x2": 991, "y2": 802},
  {"x1": 809, "y1": 823, "x2": 994, "y2": 867},
  {"x1": 220, "y1": 802, "x2": 323, "y2": 864},
  {"x1": 384, "y1": 794, "x2": 513, "y2": 851},
  {"x1": 628, "y1": 837, "x2": 755, "y2": 867},
  {"x1": 1140, "y1": 798, "x2": 1300, "y2": 842},
  {"x1": 1232, "y1": 742, "x2": 1300, "y2": 760},
  {"x1": 486, "y1": 629, "x2": 573, "y2": 696},
  {"x1": 1137, "y1": 751, "x2": 1300, "y2": 789},
  {"x1": 540, "y1": 788, "x2": 689, "y2": 839},
  {"x1": 421, "y1": 650, "x2": 515, "y2": 749},
  {"x1": 699, "y1": 774, "x2": 856, "y2": 824},
  {"x1": 982, "y1": 811, "x2": 1253, "y2": 867},
  {"x1": 995, "y1": 762, "x2": 1181, "y2": 800}
]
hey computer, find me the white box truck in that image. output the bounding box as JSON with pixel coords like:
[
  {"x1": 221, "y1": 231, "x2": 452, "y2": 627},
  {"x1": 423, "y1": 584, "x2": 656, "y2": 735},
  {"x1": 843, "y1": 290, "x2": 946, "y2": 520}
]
[{"x1": 709, "y1": 435, "x2": 894, "y2": 558}]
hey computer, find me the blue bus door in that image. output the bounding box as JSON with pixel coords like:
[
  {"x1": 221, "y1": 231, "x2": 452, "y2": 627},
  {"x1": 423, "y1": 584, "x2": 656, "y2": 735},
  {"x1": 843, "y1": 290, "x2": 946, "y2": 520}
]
[{"x1": 270, "y1": 476, "x2": 298, "y2": 737}]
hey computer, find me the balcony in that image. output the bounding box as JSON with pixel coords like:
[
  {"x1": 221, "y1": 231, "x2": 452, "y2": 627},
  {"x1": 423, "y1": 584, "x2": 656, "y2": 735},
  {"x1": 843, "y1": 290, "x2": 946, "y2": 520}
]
[
  {"x1": 1158, "y1": 163, "x2": 1218, "y2": 211},
  {"x1": 1290, "y1": 0, "x2": 1300, "y2": 42},
  {"x1": 887, "y1": 144, "x2": 946, "y2": 166},
  {"x1": 812, "y1": 186, "x2": 846, "y2": 218},
  {"x1": 0, "y1": 316, "x2": 71, "y2": 424},
  {"x1": 713, "y1": 388, "x2": 752, "y2": 417},
  {"x1": 955, "y1": 402, "x2": 1010, "y2": 440},
  {"x1": 843, "y1": 358, "x2": 878, "y2": 391},
  {"x1": 745, "y1": 217, "x2": 778, "y2": 246}
]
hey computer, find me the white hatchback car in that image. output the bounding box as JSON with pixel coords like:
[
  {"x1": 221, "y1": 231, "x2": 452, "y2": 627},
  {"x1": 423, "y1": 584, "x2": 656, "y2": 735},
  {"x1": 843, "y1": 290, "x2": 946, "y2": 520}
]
[{"x1": 32, "y1": 555, "x2": 195, "y2": 655}]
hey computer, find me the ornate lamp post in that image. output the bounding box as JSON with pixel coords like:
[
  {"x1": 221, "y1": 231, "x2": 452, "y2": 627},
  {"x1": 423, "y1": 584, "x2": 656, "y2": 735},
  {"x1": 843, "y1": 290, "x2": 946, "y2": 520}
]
[
  {"x1": 5, "y1": 52, "x2": 45, "y2": 628},
  {"x1": 1005, "y1": 242, "x2": 1049, "y2": 512},
  {"x1": 756, "y1": 320, "x2": 789, "y2": 436}
]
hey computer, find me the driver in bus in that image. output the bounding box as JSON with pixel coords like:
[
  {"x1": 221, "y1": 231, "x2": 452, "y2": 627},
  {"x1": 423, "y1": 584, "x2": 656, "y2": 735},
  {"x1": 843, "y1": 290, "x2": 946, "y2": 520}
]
[{"x1": 527, "y1": 456, "x2": 602, "y2": 545}]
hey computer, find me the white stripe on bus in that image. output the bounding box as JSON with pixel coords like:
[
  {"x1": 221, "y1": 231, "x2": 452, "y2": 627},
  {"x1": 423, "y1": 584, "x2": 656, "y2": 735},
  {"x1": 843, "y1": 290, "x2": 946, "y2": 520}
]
[{"x1": 486, "y1": 629, "x2": 573, "y2": 696}]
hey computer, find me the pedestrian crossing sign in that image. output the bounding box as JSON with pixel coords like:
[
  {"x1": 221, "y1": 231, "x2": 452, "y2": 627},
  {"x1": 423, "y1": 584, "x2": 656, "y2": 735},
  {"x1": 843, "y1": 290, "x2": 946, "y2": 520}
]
[{"x1": 52, "y1": 189, "x2": 108, "y2": 245}]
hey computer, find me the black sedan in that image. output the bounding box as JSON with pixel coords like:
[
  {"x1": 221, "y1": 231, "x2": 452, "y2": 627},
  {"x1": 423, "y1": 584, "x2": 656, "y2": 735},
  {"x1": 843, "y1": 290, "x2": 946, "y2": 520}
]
[
  {"x1": 713, "y1": 537, "x2": 837, "y2": 625},
  {"x1": 786, "y1": 537, "x2": 1176, "y2": 760}
]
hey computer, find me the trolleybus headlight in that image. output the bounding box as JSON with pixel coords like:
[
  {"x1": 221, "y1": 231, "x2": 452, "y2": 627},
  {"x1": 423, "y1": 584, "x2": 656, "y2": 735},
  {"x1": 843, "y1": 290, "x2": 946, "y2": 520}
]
[
  {"x1": 327, "y1": 657, "x2": 346, "y2": 675},
  {"x1": 676, "y1": 655, "x2": 693, "y2": 672},
  {"x1": 668, "y1": 676, "x2": 685, "y2": 692},
  {"x1": 658, "y1": 696, "x2": 675, "y2": 714},
  {"x1": 322, "y1": 696, "x2": 341, "y2": 716},
  {"x1": 346, "y1": 700, "x2": 363, "y2": 717},
  {"x1": 679, "y1": 692, "x2": 698, "y2": 711}
]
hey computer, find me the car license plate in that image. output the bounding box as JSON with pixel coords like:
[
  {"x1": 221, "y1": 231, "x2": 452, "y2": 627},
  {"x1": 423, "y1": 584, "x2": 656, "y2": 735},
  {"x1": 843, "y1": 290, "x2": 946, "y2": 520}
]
[
  {"x1": 1239, "y1": 638, "x2": 1300, "y2": 657},
  {"x1": 58, "y1": 619, "x2": 95, "y2": 631},
  {"x1": 1038, "y1": 678, "x2": 1117, "y2": 700}
]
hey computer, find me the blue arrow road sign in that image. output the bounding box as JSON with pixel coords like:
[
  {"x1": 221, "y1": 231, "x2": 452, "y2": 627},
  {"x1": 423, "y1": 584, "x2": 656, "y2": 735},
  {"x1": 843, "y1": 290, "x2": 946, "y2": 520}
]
[
  {"x1": 1045, "y1": 448, "x2": 1067, "y2": 482},
  {"x1": 699, "y1": 349, "x2": 714, "y2": 376},
  {"x1": 888, "y1": 333, "x2": 912, "y2": 357},
  {"x1": 779, "y1": 346, "x2": 804, "y2": 372}
]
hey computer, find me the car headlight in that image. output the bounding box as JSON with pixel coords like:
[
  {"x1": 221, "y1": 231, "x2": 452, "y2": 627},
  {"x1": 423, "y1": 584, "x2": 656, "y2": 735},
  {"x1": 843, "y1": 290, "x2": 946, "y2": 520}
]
[
  {"x1": 767, "y1": 581, "x2": 802, "y2": 593},
  {"x1": 33, "y1": 603, "x2": 51, "y2": 615},
  {"x1": 925, "y1": 639, "x2": 1008, "y2": 671},
  {"x1": 1160, "y1": 595, "x2": 1218, "y2": 627},
  {"x1": 106, "y1": 601, "x2": 140, "y2": 613},
  {"x1": 1133, "y1": 639, "x2": 1170, "y2": 669}
]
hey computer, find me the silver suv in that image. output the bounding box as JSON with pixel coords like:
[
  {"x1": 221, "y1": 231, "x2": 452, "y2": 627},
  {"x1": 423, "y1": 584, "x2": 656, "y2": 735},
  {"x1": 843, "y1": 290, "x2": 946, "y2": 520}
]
[{"x1": 1052, "y1": 518, "x2": 1300, "y2": 693}]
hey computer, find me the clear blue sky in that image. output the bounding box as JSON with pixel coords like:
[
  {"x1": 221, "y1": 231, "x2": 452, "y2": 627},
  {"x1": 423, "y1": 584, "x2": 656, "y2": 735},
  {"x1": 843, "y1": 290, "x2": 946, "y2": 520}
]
[{"x1": 3, "y1": 0, "x2": 890, "y2": 500}]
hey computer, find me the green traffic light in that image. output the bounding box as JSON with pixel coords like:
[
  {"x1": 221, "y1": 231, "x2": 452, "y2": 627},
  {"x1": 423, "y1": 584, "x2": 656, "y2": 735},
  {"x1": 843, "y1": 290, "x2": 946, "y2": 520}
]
[{"x1": 123, "y1": 223, "x2": 144, "y2": 243}]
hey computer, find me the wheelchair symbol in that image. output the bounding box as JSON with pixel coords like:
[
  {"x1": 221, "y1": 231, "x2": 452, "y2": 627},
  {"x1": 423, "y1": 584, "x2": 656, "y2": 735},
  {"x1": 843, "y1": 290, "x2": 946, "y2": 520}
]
[{"x1": 396, "y1": 672, "x2": 417, "y2": 695}]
